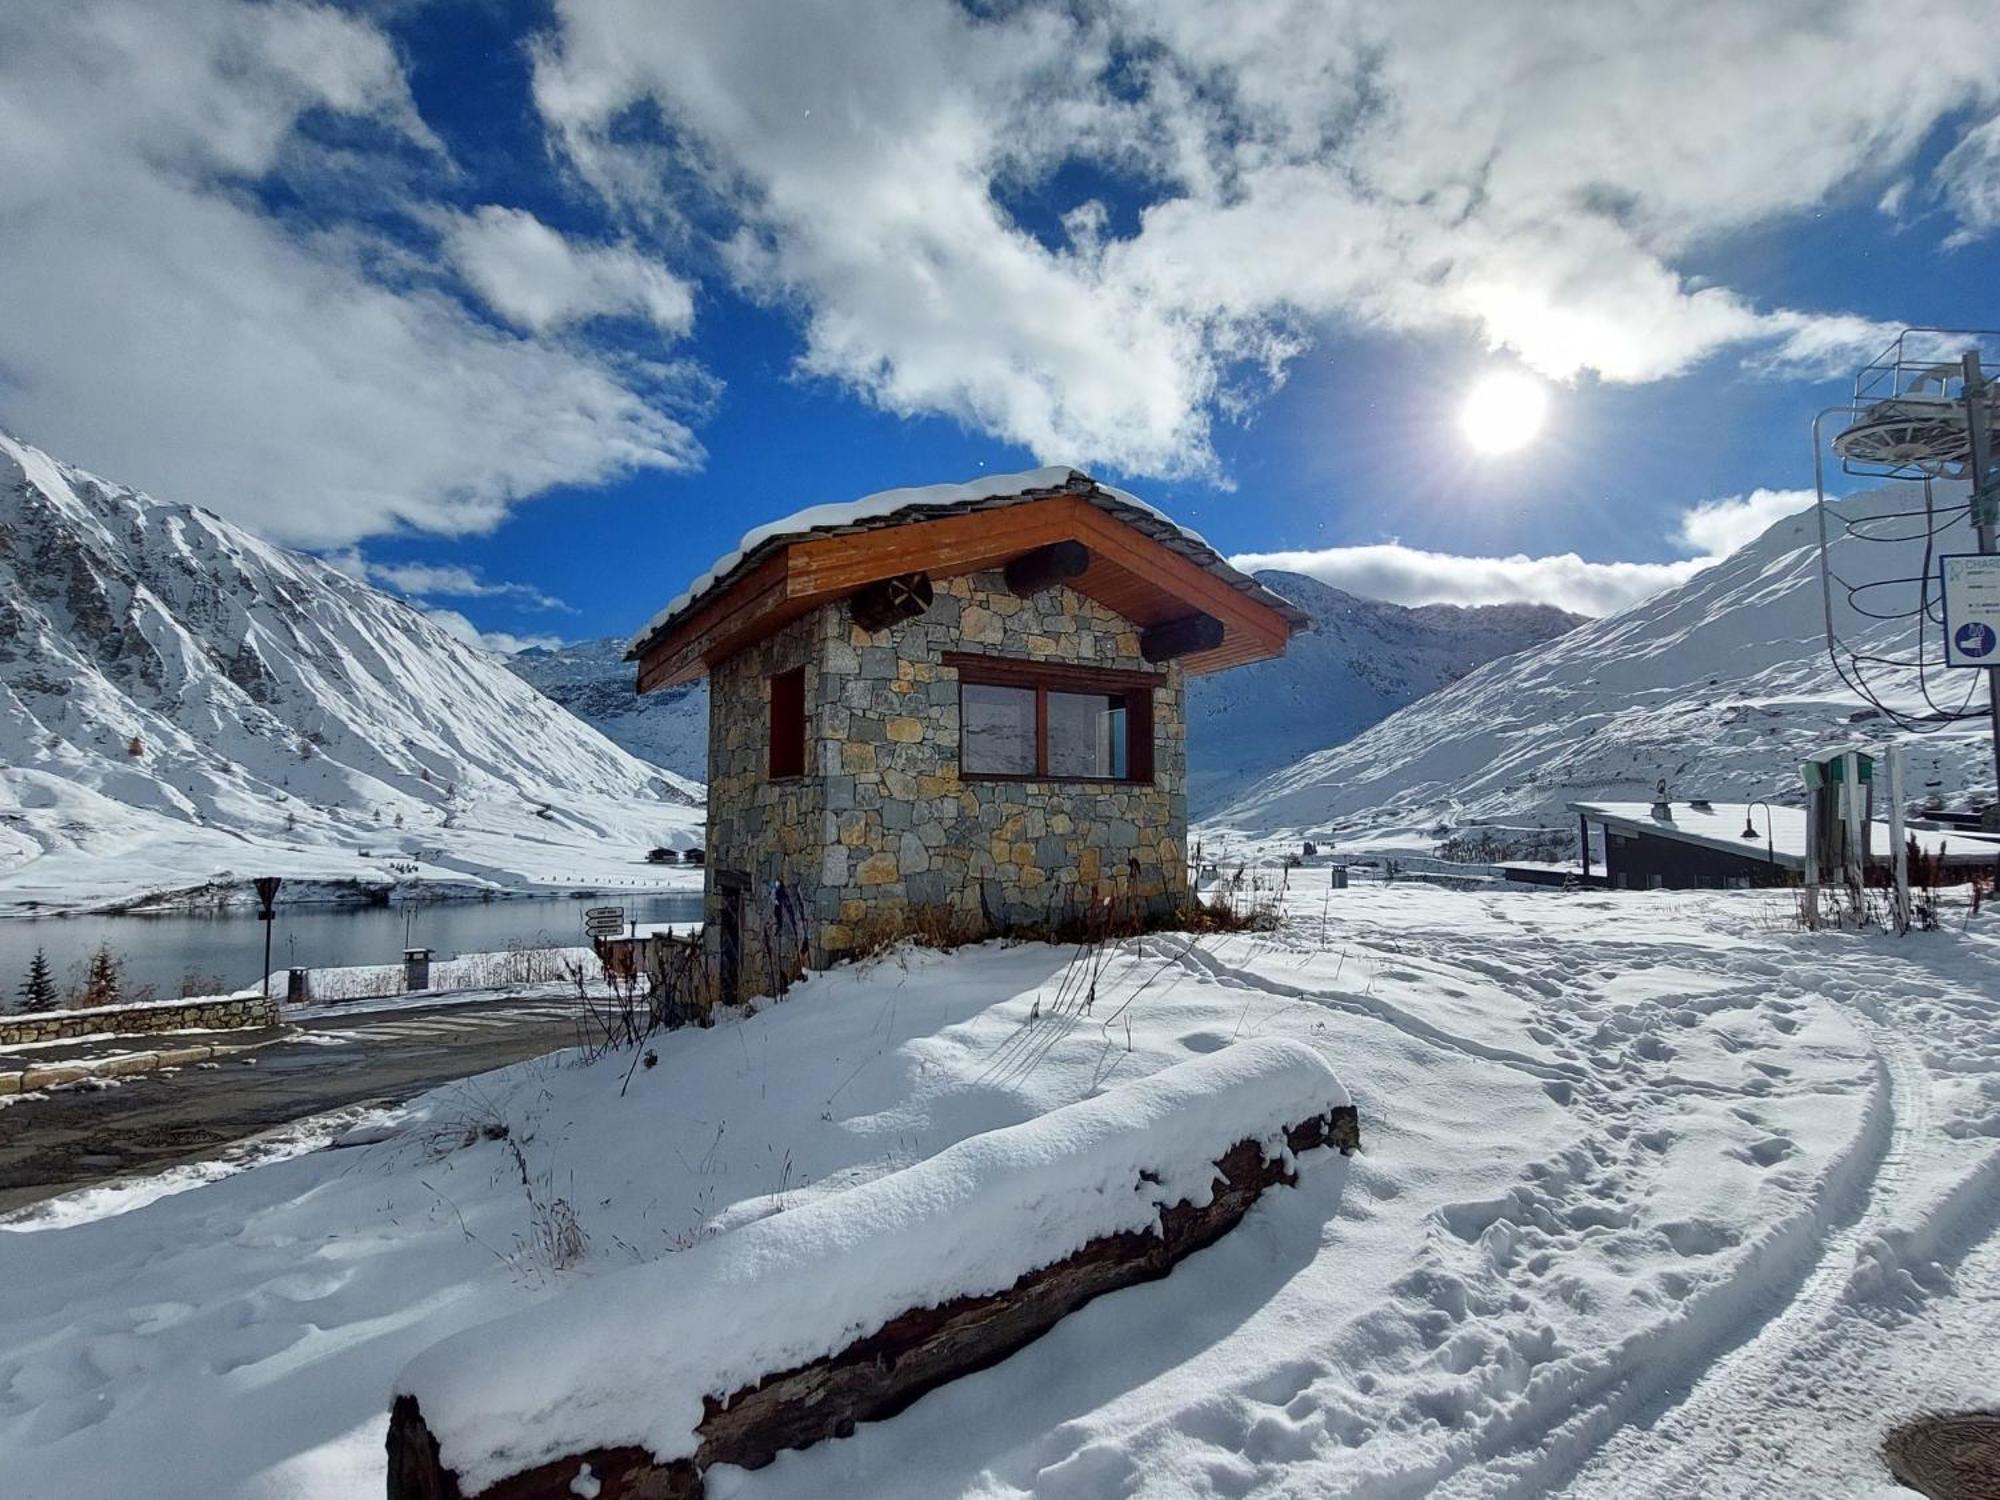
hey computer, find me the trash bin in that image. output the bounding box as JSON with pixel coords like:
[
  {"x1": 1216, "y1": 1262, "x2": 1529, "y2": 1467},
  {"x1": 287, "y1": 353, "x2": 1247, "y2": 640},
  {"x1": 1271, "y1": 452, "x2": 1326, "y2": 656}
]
[
  {"x1": 286, "y1": 967, "x2": 313, "y2": 1004},
  {"x1": 1328, "y1": 867, "x2": 1350, "y2": 890},
  {"x1": 403, "y1": 948, "x2": 432, "y2": 992}
]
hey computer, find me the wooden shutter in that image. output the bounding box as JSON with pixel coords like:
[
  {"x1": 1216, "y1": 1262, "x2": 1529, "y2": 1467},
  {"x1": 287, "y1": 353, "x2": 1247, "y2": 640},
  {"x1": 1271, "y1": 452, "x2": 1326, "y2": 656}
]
[
  {"x1": 769, "y1": 667, "x2": 806, "y2": 778},
  {"x1": 1126, "y1": 686, "x2": 1154, "y2": 784}
]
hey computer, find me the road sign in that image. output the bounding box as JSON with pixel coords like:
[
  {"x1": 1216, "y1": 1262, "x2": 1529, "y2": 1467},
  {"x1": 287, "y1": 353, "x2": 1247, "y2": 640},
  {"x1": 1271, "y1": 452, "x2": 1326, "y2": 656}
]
[
  {"x1": 1942, "y1": 554, "x2": 2000, "y2": 667},
  {"x1": 583, "y1": 905, "x2": 627, "y2": 938}
]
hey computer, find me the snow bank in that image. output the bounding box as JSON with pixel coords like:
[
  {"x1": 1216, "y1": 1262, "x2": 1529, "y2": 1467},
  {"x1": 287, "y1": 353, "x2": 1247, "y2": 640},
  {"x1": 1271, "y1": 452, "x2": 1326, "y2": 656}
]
[{"x1": 397, "y1": 1036, "x2": 1348, "y2": 1491}]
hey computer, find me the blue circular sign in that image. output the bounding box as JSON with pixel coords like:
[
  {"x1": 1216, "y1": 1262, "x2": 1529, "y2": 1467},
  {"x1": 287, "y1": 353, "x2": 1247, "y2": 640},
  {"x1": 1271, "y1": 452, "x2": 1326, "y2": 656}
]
[{"x1": 1956, "y1": 621, "x2": 1998, "y2": 659}]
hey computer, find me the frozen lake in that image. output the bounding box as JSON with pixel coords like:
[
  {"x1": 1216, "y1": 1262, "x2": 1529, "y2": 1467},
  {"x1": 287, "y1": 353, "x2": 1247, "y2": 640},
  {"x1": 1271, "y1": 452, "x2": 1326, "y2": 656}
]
[{"x1": 0, "y1": 891, "x2": 706, "y2": 1005}]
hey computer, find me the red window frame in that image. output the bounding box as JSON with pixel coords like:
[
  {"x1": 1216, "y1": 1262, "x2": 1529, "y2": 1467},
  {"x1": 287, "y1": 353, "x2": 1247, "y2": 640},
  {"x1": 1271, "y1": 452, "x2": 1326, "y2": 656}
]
[
  {"x1": 944, "y1": 652, "x2": 1157, "y2": 784},
  {"x1": 768, "y1": 666, "x2": 806, "y2": 779}
]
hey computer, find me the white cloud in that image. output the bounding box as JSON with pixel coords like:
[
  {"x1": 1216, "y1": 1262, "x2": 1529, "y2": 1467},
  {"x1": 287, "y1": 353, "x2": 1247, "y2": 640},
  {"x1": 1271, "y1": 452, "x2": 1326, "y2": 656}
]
[
  {"x1": 324, "y1": 550, "x2": 573, "y2": 610},
  {"x1": 443, "y1": 206, "x2": 695, "y2": 336},
  {"x1": 1937, "y1": 113, "x2": 2000, "y2": 246},
  {"x1": 1675, "y1": 488, "x2": 1817, "y2": 558},
  {"x1": 531, "y1": 0, "x2": 2000, "y2": 475},
  {"x1": 424, "y1": 608, "x2": 565, "y2": 657},
  {"x1": 1233, "y1": 488, "x2": 1820, "y2": 616},
  {"x1": 0, "y1": 0, "x2": 702, "y2": 548},
  {"x1": 1230, "y1": 542, "x2": 1711, "y2": 617}
]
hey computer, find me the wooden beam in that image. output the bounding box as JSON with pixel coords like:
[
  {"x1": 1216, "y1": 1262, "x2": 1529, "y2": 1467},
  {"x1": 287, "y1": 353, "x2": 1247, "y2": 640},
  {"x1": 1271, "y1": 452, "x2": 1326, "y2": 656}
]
[
  {"x1": 635, "y1": 492, "x2": 1299, "y2": 690},
  {"x1": 1139, "y1": 613, "x2": 1225, "y2": 663},
  {"x1": 1003, "y1": 540, "x2": 1089, "y2": 597},
  {"x1": 636, "y1": 554, "x2": 790, "y2": 692},
  {"x1": 787, "y1": 502, "x2": 1078, "y2": 597},
  {"x1": 941, "y1": 652, "x2": 1164, "y2": 692},
  {"x1": 1057, "y1": 500, "x2": 1292, "y2": 675}
]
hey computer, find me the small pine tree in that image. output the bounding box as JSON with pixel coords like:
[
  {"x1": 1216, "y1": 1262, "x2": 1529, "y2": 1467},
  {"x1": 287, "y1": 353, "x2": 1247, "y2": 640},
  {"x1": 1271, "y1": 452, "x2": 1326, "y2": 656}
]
[
  {"x1": 17, "y1": 949, "x2": 58, "y2": 1013},
  {"x1": 127, "y1": 734, "x2": 144, "y2": 758},
  {"x1": 82, "y1": 944, "x2": 122, "y2": 1008}
]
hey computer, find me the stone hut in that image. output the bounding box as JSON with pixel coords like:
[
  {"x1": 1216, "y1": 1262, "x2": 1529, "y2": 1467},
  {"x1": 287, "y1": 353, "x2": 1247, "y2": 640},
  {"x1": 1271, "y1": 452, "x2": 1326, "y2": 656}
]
[{"x1": 627, "y1": 468, "x2": 1308, "y2": 998}]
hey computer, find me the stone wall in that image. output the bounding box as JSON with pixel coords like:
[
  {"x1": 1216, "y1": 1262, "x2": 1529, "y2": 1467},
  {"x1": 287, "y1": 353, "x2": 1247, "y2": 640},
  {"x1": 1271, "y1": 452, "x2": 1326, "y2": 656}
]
[
  {"x1": 704, "y1": 569, "x2": 1188, "y2": 982},
  {"x1": 0, "y1": 993, "x2": 279, "y2": 1045}
]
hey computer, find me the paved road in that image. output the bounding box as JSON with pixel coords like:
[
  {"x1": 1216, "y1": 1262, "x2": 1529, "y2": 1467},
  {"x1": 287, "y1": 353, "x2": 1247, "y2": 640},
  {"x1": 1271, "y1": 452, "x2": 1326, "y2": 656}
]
[{"x1": 0, "y1": 994, "x2": 590, "y2": 1215}]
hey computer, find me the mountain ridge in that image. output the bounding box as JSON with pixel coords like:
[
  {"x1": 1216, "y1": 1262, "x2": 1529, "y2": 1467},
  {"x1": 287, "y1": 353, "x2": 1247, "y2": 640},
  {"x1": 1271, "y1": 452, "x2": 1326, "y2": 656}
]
[
  {"x1": 1208, "y1": 483, "x2": 1996, "y2": 853},
  {"x1": 0, "y1": 430, "x2": 703, "y2": 914}
]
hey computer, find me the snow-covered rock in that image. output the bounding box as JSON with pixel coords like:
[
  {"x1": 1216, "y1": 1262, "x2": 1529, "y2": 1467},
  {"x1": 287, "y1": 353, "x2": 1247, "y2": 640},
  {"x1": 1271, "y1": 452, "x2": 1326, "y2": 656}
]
[
  {"x1": 1211, "y1": 483, "x2": 1999, "y2": 850},
  {"x1": 0, "y1": 431, "x2": 703, "y2": 913},
  {"x1": 1185, "y1": 572, "x2": 1578, "y2": 814},
  {"x1": 508, "y1": 638, "x2": 708, "y2": 783}
]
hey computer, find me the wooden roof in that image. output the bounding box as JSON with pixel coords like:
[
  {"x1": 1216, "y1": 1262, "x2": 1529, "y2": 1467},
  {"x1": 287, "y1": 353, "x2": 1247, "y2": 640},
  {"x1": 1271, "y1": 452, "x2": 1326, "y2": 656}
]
[{"x1": 630, "y1": 471, "x2": 1309, "y2": 692}]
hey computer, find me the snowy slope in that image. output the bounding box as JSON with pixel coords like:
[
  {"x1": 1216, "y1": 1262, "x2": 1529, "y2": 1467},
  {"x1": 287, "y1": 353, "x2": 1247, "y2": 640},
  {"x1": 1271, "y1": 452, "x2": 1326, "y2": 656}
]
[
  {"x1": 508, "y1": 638, "x2": 708, "y2": 782},
  {"x1": 1186, "y1": 572, "x2": 1578, "y2": 813},
  {"x1": 0, "y1": 432, "x2": 703, "y2": 913},
  {"x1": 6, "y1": 876, "x2": 1997, "y2": 1498},
  {"x1": 1212, "y1": 484, "x2": 1999, "y2": 849}
]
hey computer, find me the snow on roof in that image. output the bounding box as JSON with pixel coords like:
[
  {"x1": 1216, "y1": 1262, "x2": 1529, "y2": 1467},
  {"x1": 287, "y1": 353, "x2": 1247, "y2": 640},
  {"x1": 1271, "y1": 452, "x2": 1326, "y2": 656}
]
[
  {"x1": 626, "y1": 466, "x2": 1309, "y2": 658},
  {"x1": 1569, "y1": 800, "x2": 2000, "y2": 868},
  {"x1": 395, "y1": 1037, "x2": 1347, "y2": 1490}
]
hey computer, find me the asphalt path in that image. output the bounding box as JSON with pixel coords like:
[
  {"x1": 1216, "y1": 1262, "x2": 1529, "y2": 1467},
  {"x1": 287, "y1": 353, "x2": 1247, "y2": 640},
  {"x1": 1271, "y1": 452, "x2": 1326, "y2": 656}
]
[{"x1": 0, "y1": 993, "x2": 591, "y2": 1215}]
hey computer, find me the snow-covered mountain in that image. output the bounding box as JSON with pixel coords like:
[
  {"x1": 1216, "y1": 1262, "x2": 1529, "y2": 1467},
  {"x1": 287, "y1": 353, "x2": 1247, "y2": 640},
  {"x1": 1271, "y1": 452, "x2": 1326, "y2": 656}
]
[
  {"x1": 1211, "y1": 483, "x2": 1997, "y2": 852},
  {"x1": 1185, "y1": 573, "x2": 1578, "y2": 813},
  {"x1": 508, "y1": 638, "x2": 708, "y2": 783},
  {"x1": 0, "y1": 431, "x2": 703, "y2": 914}
]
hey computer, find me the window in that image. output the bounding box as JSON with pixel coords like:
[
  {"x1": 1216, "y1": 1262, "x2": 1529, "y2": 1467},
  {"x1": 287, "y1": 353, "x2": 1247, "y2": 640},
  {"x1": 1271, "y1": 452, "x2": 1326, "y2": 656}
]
[
  {"x1": 768, "y1": 666, "x2": 805, "y2": 778},
  {"x1": 1047, "y1": 691, "x2": 1128, "y2": 779},
  {"x1": 945, "y1": 653, "x2": 1156, "y2": 783},
  {"x1": 963, "y1": 682, "x2": 1037, "y2": 775}
]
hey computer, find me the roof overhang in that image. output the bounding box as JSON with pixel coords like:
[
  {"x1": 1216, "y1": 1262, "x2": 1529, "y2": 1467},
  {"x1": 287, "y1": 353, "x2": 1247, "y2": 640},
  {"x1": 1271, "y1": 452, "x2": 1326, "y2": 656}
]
[{"x1": 631, "y1": 479, "x2": 1308, "y2": 692}]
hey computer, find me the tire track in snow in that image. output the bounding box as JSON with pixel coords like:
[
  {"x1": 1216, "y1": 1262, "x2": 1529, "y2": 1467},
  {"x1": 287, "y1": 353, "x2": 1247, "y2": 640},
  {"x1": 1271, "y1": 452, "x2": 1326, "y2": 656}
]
[
  {"x1": 1167, "y1": 940, "x2": 1583, "y2": 1084},
  {"x1": 1543, "y1": 1006, "x2": 1927, "y2": 1500}
]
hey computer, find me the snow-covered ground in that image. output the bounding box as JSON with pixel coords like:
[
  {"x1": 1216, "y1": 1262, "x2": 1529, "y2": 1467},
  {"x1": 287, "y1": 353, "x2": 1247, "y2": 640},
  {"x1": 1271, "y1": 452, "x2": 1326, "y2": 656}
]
[{"x1": 3, "y1": 875, "x2": 1996, "y2": 1498}]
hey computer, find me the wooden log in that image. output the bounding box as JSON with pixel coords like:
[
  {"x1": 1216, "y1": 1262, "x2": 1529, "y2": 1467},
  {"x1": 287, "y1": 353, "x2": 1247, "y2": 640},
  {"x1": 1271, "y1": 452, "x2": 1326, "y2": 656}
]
[
  {"x1": 1139, "y1": 612, "x2": 1225, "y2": 663},
  {"x1": 849, "y1": 571, "x2": 934, "y2": 632},
  {"x1": 387, "y1": 1105, "x2": 1359, "y2": 1500},
  {"x1": 1002, "y1": 540, "x2": 1089, "y2": 597},
  {"x1": 1883, "y1": 1411, "x2": 2000, "y2": 1499}
]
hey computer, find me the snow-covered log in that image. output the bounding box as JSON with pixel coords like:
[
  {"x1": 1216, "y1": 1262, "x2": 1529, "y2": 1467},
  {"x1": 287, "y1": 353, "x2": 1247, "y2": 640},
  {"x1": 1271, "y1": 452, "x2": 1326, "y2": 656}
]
[{"x1": 388, "y1": 1038, "x2": 1356, "y2": 1500}]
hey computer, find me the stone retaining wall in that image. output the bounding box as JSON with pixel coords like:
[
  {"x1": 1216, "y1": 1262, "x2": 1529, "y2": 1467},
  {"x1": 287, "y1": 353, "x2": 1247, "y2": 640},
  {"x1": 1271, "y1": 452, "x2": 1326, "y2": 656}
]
[{"x1": 0, "y1": 994, "x2": 278, "y2": 1045}]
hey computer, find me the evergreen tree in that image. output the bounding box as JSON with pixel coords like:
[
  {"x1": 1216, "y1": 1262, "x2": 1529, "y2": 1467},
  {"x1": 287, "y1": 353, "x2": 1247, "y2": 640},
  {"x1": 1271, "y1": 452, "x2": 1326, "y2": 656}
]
[
  {"x1": 17, "y1": 949, "x2": 58, "y2": 1013},
  {"x1": 82, "y1": 944, "x2": 122, "y2": 1008}
]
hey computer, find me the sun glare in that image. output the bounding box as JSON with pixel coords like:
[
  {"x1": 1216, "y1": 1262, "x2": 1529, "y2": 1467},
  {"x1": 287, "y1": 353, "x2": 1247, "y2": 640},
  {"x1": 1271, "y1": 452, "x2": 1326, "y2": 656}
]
[{"x1": 1459, "y1": 370, "x2": 1549, "y2": 455}]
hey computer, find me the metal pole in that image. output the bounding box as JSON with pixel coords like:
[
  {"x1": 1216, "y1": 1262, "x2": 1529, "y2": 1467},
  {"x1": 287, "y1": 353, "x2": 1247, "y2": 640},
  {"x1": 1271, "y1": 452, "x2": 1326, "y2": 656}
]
[
  {"x1": 1888, "y1": 741, "x2": 1909, "y2": 934},
  {"x1": 1961, "y1": 352, "x2": 2000, "y2": 874},
  {"x1": 262, "y1": 914, "x2": 273, "y2": 1000}
]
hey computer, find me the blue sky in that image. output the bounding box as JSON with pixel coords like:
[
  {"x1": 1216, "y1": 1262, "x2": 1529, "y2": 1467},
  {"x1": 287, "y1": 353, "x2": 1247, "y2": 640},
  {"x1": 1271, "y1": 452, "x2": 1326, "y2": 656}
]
[{"x1": 5, "y1": 0, "x2": 2000, "y2": 648}]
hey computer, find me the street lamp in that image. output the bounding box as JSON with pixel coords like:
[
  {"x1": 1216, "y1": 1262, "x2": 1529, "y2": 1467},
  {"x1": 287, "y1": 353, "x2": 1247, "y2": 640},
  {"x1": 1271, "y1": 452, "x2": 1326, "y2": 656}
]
[
  {"x1": 253, "y1": 876, "x2": 282, "y2": 998},
  {"x1": 1741, "y1": 801, "x2": 1776, "y2": 869}
]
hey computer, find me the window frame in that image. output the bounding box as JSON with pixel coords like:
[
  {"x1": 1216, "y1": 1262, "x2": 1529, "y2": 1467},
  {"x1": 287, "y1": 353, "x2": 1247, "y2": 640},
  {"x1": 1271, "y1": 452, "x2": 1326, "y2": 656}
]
[
  {"x1": 768, "y1": 665, "x2": 807, "y2": 779},
  {"x1": 944, "y1": 652, "x2": 1159, "y2": 785}
]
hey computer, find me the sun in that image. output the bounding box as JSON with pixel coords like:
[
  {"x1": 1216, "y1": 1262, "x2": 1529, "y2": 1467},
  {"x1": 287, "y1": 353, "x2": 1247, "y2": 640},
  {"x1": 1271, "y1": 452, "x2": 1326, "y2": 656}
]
[{"x1": 1459, "y1": 370, "x2": 1550, "y2": 454}]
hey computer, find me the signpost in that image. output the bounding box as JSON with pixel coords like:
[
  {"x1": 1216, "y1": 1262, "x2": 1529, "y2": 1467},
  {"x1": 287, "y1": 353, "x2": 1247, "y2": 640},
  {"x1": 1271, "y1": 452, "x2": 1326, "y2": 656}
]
[
  {"x1": 583, "y1": 905, "x2": 627, "y2": 940},
  {"x1": 253, "y1": 876, "x2": 282, "y2": 998},
  {"x1": 1941, "y1": 554, "x2": 2000, "y2": 667},
  {"x1": 1958, "y1": 353, "x2": 2000, "y2": 849}
]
